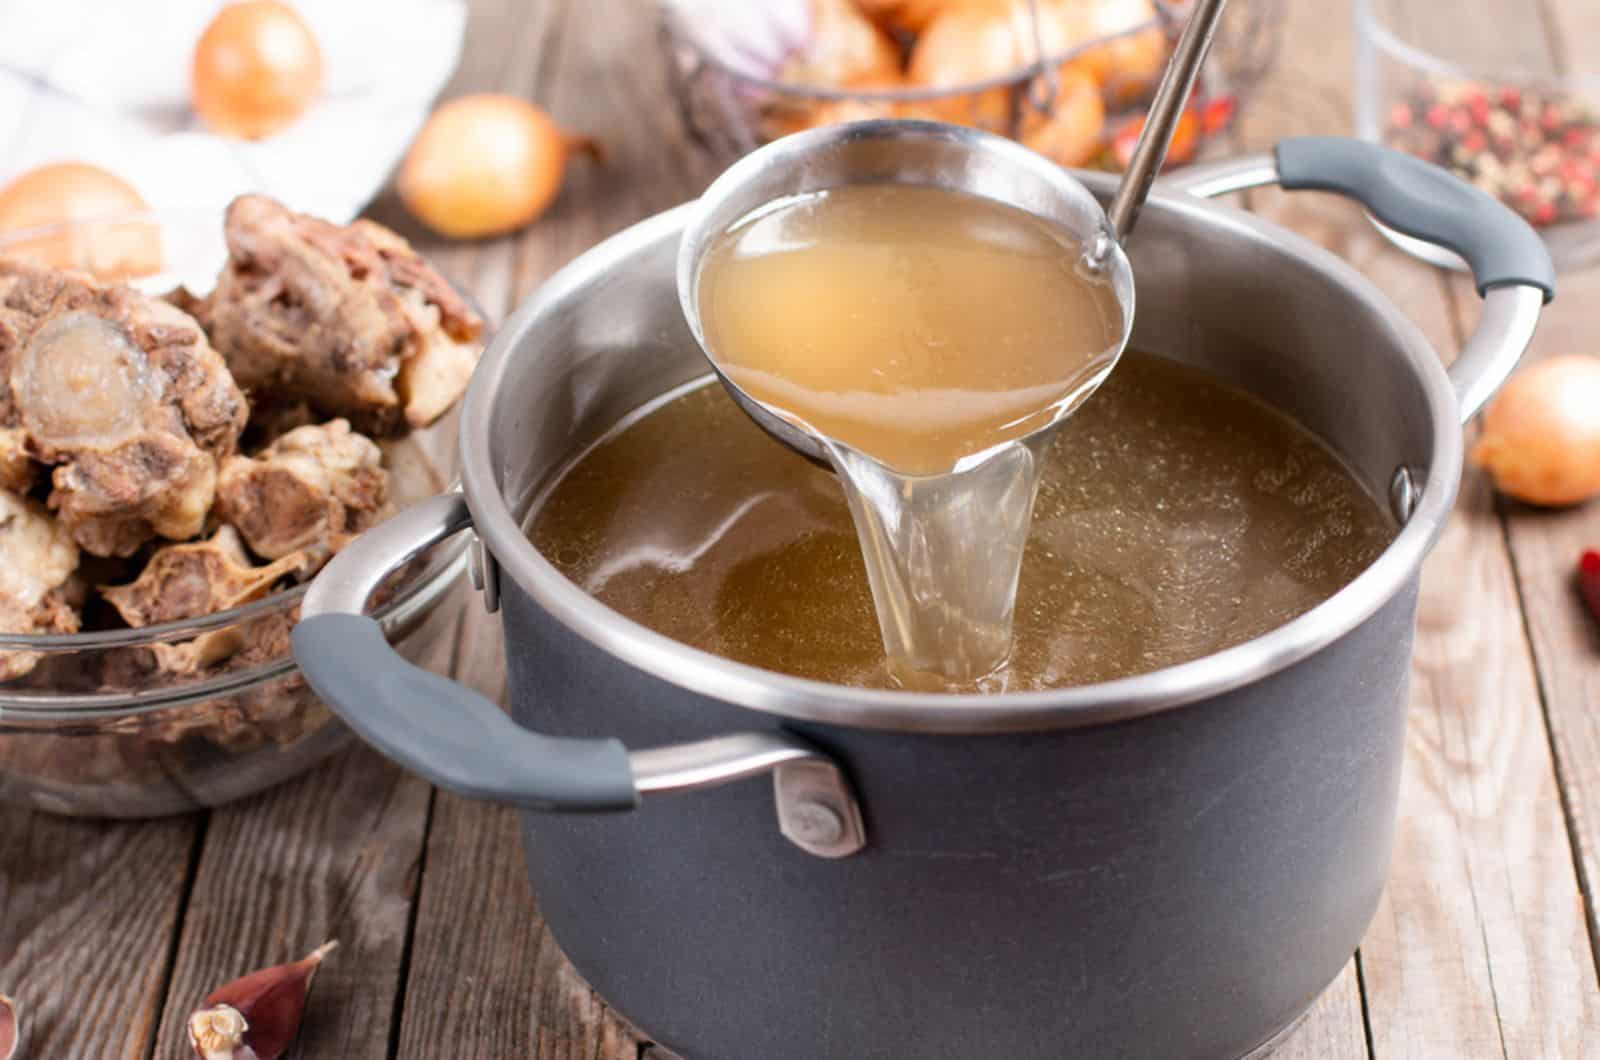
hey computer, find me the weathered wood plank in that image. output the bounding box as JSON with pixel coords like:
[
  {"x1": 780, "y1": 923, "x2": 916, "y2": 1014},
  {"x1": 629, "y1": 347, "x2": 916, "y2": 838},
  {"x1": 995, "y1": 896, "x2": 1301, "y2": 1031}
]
[
  {"x1": 0, "y1": 812, "x2": 196, "y2": 1057},
  {"x1": 396, "y1": 792, "x2": 658, "y2": 1060},
  {"x1": 1237, "y1": 0, "x2": 1600, "y2": 1055},
  {"x1": 134, "y1": 0, "x2": 550, "y2": 1054},
  {"x1": 148, "y1": 742, "x2": 433, "y2": 1060},
  {"x1": 1488, "y1": 0, "x2": 1600, "y2": 1002},
  {"x1": 143, "y1": 1, "x2": 588, "y2": 1057},
  {"x1": 1445, "y1": 0, "x2": 1600, "y2": 1044},
  {"x1": 393, "y1": 0, "x2": 694, "y2": 1054},
  {"x1": 1268, "y1": 962, "x2": 1369, "y2": 1060},
  {"x1": 0, "y1": 4, "x2": 540, "y2": 1058},
  {"x1": 1366, "y1": 464, "x2": 1600, "y2": 1057},
  {"x1": 145, "y1": 587, "x2": 465, "y2": 1060},
  {"x1": 1450, "y1": 261, "x2": 1600, "y2": 996},
  {"x1": 142, "y1": 475, "x2": 470, "y2": 1060}
]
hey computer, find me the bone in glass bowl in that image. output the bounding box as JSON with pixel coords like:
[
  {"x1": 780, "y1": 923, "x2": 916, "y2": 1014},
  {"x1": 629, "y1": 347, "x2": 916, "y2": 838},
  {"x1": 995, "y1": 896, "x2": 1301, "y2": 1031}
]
[{"x1": 0, "y1": 210, "x2": 469, "y2": 817}]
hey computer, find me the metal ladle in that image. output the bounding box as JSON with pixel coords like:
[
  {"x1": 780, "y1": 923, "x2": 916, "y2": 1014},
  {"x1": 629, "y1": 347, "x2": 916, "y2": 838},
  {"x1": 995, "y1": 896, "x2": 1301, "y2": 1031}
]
[{"x1": 677, "y1": 0, "x2": 1230, "y2": 467}]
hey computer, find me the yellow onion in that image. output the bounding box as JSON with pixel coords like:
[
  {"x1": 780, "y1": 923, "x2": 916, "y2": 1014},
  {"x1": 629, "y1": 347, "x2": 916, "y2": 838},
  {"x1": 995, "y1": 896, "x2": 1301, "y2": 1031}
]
[
  {"x1": 0, "y1": 162, "x2": 161, "y2": 279},
  {"x1": 398, "y1": 95, "x2": 600, "y2": 240},
  {"x1": 1060, "y1": 0, "x2": 1168, "y2": 103},
  {"x1": 191, "y1": 0, "x2": 324, "y2": 140},
  {"x1": 1020, "y1": 66, "x2": 1105, "y2": 167},
  {"x1": 1470, "y1": 354, "x2": 1600, "y2": 506},
  {"x1": 907, "y1": 0, "x2": 1077, "y2": 130},
  {"x1": 781, "y1": 0, "x2": 903, "y2": 88}
]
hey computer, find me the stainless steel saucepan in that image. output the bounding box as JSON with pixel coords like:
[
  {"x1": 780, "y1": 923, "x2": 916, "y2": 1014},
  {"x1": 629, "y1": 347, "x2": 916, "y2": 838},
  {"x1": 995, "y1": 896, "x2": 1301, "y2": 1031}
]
[{"x1": 292, "y1": 128, "x2": 1551, "y2": 1060}]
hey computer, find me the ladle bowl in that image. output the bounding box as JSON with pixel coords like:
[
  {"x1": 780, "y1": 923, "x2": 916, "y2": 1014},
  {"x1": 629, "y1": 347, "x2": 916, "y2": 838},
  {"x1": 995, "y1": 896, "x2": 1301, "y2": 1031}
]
[{"x1": 675, "y1": 119, "x2": 1137, "y2": 469}]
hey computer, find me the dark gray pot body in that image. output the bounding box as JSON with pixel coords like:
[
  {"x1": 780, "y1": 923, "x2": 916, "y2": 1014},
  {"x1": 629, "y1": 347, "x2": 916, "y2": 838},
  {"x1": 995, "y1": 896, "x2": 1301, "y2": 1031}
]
[
  {"x1": 294, "y1": 144, "x2": 1551, "y2": 1060},
  {"x1": 507, "y1": 574, "x2": 1415, "y2": 1060}
]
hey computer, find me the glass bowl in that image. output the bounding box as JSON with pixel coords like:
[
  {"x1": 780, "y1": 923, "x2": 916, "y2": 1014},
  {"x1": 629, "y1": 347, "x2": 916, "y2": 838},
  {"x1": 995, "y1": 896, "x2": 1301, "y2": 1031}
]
[
  {"x1": 0, "y1": 210, "x2": 471, "y2": 816},
  {"x1": 660, "y1": 0, "x2": 1284, "y2": 167},
  {"x1": 1357, "y1": 0, "x2": 1600, "y2": 271}
]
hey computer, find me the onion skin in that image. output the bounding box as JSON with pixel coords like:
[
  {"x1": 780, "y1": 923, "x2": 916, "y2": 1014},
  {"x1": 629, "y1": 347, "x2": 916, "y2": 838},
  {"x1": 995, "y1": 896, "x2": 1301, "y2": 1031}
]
[
  {"x1": 1470, "y1": 354, "x2": 1600, "y2": 507},
  {"x1": 0, "y1": 162, "x2": 161, "y2": 279},
  {"x1": 398, "y1": 95, "x2": 600, "y2": 240},
  {"x1": 192, "y1": 1, "x2": 324, "y2": 140}
]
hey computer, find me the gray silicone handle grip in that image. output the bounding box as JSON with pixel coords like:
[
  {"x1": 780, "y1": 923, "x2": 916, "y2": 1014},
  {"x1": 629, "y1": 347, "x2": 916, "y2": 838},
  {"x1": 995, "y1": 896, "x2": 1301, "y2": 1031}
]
[
  {"x1": 1275, "y1": 137, "x2": 1555, "y2": 303},
  {"x1": 292, "y1": 613, "x2": 638, "y2": 812}
]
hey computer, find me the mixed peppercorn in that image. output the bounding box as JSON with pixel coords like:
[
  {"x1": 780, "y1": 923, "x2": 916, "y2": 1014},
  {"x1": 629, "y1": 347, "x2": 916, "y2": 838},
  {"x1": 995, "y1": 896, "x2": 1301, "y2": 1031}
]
[{"x1": 1386, "y1": 77, "x2": 1600, "y2": 227}]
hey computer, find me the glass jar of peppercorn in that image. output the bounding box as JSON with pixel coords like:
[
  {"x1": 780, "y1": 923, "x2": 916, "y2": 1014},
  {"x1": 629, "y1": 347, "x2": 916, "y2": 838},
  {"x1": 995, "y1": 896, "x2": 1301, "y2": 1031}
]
[{"x1": 1357, "y1": 0, "x2": 1600, "y2": 270}]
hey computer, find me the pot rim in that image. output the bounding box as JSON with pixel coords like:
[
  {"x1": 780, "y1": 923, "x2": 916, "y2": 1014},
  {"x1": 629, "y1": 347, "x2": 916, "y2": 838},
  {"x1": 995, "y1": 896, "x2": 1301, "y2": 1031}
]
[{"x1": 459, "y1": 182, "x2": 1462, "y2": 734}]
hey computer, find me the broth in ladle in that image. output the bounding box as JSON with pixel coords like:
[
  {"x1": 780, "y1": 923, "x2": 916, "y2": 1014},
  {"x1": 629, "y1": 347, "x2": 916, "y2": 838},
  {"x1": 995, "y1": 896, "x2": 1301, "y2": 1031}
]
[
  {"x1": 698, "y1": 185, "x2": 1123, "y2": 475},
  {"x1": 530, "y1": 354, "x2": 1395, "y2": 694},
  {"x1": 694, "y1": 185, "x2": 1126, "y2": 688}
]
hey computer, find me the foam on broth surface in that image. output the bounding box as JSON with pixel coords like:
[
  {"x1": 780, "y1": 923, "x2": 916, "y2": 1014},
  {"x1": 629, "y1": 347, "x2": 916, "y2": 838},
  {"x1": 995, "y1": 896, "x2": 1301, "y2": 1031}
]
[{"x1": 529, "y1": 353, "x2": 1396, "y2": 693}]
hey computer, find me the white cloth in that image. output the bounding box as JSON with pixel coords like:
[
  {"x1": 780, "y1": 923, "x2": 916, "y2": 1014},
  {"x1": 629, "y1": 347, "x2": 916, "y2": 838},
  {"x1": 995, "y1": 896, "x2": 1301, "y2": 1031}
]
[{"x1": 0, "y1": 0, "x2": 467, "y2": 222}]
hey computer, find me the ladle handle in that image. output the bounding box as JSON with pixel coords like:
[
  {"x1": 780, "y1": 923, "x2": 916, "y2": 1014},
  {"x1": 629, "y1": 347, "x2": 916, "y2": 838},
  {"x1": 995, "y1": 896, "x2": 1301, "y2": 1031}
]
[
  {"x1": 1104, "y1": 0, "x2": 1229, "y2": 242},
  {"x1": 292, "y1": 492, "x2": 865, "y2": 858},
  {"x1": 1165, "y1": 138, "x2": 1554, "y2": 422}
]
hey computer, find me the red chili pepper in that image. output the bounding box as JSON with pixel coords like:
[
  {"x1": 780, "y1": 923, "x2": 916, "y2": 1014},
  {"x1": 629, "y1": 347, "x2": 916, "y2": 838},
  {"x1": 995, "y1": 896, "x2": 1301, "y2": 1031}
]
[
  {"x1": 1202, "y1": 96, "x2": 1237, "y2": 135},
  {"x1": 1469, "y1": 96, "x2": 1490, "y2": 127},
  {"x1": 1580, "y1": 550, "x2": 1600, "y2": 625},
  {"x1": 1426, "y1": 103, "x2": 1450, "y2": 129},
  {"x1": 1500, "y1": 87, "x2": 1522, "y2": 109},
  {"x1": 1110, "y1": 109, "x2": 1199, "y2": 171},
  {"x1": 1532, "y1": 200, "x2": 1557, "y2": 225}
]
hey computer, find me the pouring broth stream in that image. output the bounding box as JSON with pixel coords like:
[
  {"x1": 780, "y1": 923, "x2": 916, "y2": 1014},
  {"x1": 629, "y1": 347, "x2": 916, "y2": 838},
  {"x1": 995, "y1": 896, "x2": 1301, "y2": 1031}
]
[{"x1": 695, "y1": 185, "x2": 1125, "y2": 689}]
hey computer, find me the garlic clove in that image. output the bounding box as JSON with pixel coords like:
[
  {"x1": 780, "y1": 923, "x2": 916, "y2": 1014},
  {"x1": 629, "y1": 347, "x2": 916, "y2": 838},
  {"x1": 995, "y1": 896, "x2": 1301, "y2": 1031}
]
[
  {"x1": 189, "y1": 1004, "x2": 249, "y2": 1060},
  {"x1": 188, "y1": 940, "x2": 336, "y2": 1060},
  {"x1": 0, "y1": 993, "x2": 18, "y2": 1060}
]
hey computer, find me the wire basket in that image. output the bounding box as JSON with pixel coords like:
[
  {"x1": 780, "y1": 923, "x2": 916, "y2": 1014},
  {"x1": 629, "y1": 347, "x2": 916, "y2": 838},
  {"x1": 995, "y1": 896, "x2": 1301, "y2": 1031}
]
[{"x1": 661, "y1": 0, "x2": 1284, "y2": 168}]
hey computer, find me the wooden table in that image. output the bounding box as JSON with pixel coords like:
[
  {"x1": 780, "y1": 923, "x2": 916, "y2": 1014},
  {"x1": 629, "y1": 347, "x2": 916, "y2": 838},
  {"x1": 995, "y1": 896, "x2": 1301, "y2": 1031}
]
[{"x1": 6, "y1": 0, "x2": 1600, "y2": 1056}]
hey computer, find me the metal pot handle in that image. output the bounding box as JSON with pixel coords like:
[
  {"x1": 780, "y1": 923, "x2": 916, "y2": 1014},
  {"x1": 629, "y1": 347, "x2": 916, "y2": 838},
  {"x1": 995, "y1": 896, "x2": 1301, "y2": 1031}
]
[
  {"x1": 292, "y1": 492, "x2": 865, "y2": 859},
  {"x1": 1164, "y1": 136, "x2": 1555, "y2": 422}
]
